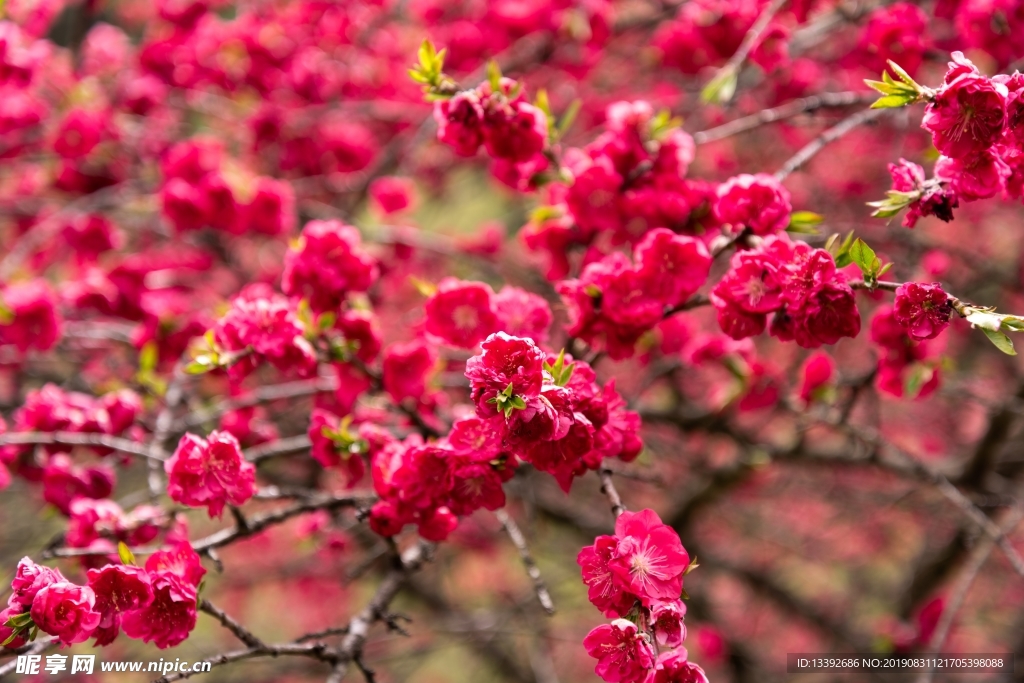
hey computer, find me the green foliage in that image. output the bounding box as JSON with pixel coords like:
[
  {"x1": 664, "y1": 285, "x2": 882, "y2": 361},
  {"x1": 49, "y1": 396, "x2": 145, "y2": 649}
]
[
  {"x1": 786, "y1": 211, "x2": 823, "y2": 234},
  {"x1": 865, "y1": 61, "x2": 928, "y2": 109},
  {"x1": 543, "y1": 349, "x2": 576, "y2": 387}
]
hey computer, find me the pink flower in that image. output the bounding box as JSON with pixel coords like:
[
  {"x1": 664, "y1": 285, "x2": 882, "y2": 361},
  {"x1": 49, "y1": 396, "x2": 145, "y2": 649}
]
[
  {"x1": 583, "y1": 619, "x2": 657, "y2": 683},
  {"x1": 282, "y1": 220, "x2": 378, "y2": 313},
  {"x1": 856, "y1": 3, "x2": 929, "y2": 77},
  {"x1": 465, "y1": 333, "x2": 546, "y2": 416},
  {"x1": 30, "y1": 581, "x2": 101, "y2": 645},
  {"x1": 52, "y1": 108, "x2": 105, "y2": 159},
  {"x1": 0, "y1": 606, "x2": 27, "y2": 649},
  {"x1": 886, "y1": 159, "x2": 958, "y2": 228},
  {"x1": 213, "y1": 285, "x2": 319, "y2": 379},
  {"x1": 922, "y1": 53, "x2": 1008, "y2": 159},
  {"x1": 86, "y1": 565, "x2": 154, "y2": 646},
  {"x1": 483, "y1": 101, "x2": 548, "y2": 163},
  {"x1": 240, "y1": 176, "x2": 295, "y2": 236},
  {"x1": 382, "y1": 339, "x2": 437, "y2": 403},
  {"x1": 650, "y1": 599, "x2": 687, "y2": 647},
  {"x1": 165, "y1": 431, "x2": 257, "y2": 518},
  {"x1": 634, "y1": 229, "x2": 712, "y2": 308},
  {"x1": 308, "y1": 409, "x2": 366, "y2": 487},
  {"x1": 369, "y1": 176, "x2": 416, "y2": 215},
  {"x1": 935, "y1": 148, "x2": 1010, "y2": 201},
  {"x1": 120, "y1": 571, "x2": 196, "y2": 649},
  {"x1": 714, "y1": 173, "x2": 792, "y2": 236},
  {"x1": 651, "y1": 650, "x2": 709, "y2": 683},
  {"x1": 578, "y1": 536, "x2": 639, "y2": 617},
  {"x1": 798, "y1": 351, "x2": 835, "y2": 404},
  {"x1": 8, "y1": 557, "x2": 64, "y2": 611},
  {"x1": 144, "y1": 543, "x2": 207, "y2": 588},
  {"x1": 608, "y1": 509, "x2": 691, "y2": 604},
  {"x1": 893, "y1": 282, "x2": 953, "y2": 340},
  {"x1": 0, "y1": 279, "x2": 61, "y2": 353},
  {"x1": 434, "y1": 91, "x2": 485, "y2": 156},
  {"x1": 424, "y1": 278, "x2": 500, "y2": 348},
  {"x1": 493, "y1": 286, "x2": 552, "y2": 344}
]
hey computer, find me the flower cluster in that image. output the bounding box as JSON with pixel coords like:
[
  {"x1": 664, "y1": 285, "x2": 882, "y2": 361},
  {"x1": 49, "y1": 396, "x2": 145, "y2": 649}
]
[
  {"x1": 160, "y1": 138, "x2": 295, "y2": 235},
  {"x1": 711, "y1": 235, "x2": 861, "y2": 347},
  {"x1": 281, "y1": 220, "x2": 378, "y2": 313},
  {"x1": 0, "y1": 385, "x2": 142, "y2": 512},
  {"x1": 559, "y1": 229, "x2": 711, "y2": 359},
  {"x1": 165, "y1": 431, "x2": 257, "y2": 518},
  {"x1": 434, "y1": 77, "x2": 549, "y2": 164},
  {"x1": 210, "y1": 284, "x2": 319, "y2": 380},
  {"x1": 367, "y1": 416, "x2": 511, "y2": 541},
  {"x1": 893, "y1": 283, "x2": 954, "y2": 341},
  {"x1": 465, "y1": 333, "x2": 642, "y2": 490},
  {"x1": 870, "y1": 305, "x2": 943, "y2": 399},
  {"x1": 880, "y1": 52, "x2": 1024, "y2": 225},
  {"x1": 522, "y1": 102, "x2": 710, "y2": 279},
  {"x1": 713, "y1": 174, "x2": 792, "y2": 237},
  {"x1": 0, "y1": 280, "x2": 61, "y2": 354},
  {"x1": 3, "y1": 547, "x2": 201, "y2": 649},
  {"x1": 578, "y1": 509, "x2": 706, "y2": 683}
]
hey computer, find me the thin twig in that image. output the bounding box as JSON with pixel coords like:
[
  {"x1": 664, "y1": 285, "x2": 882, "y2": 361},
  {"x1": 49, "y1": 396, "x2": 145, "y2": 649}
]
[
  {"x1": 598, "y1": 468, "x2": 626, "y2": 518},
  {"x1": 693, "y1": 91, "x2": 877, "y2": 144},
  {"x1": 774, "y1": 107, "x2": 889, "y2": 181},
  {"x1": 494, "y1": 509, "x2": 556, "y2": 615},
  {"x1": 200, "y1": 599, "x2": 265, "y2": 649},
  {"x1": 0, "y1": 431, "x2": 157, "y2": 460}
]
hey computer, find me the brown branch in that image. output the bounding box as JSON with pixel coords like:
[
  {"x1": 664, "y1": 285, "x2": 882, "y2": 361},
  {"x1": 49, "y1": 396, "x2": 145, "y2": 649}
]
[
  {"x1": 493, "y1": 509, "x2": 556, "y2": 615},
  {"x1": 0, "y1": 431, "x2": 157, "y2": 460},
  {"x1": 693, "y1": 91, "x2": 877, "y2": 144},
  {"x1": 774, "y1": 107, "x2": 889, "y2": 181},
  {"x1": 199, "y1": 599, "x2": 265, "y2": 650},
  {"x1": 598, "y1": 468, "x2": 626, "y2": 518}
]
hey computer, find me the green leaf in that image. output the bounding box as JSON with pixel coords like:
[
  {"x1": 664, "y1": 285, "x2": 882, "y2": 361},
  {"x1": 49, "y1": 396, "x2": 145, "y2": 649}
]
[
  {"x1": 534, "y1": 89, "x2": 551, "y2": 117},
  {"x1": 982, "y1": 328, "x2": 1017, "y2": 355},
  {"x1": 1, "y1": 629, "x2": 20, "y2": 647},
  {"x1": 556, "y1": 99, "x2": 582, "y2": 140},
  {"x1": 184, "y1": 358, "x2": 215, "y2": 375},
  {"x1": 787, "y1": 211, "x2": 823, "y2": 234},
  {"x1": 408, "y1": 276, "x2": 437, "y2": 297},
  {"x1": 118, "y1": 541, "x2": 137, "y2": 566},
  {"x1": 701, "y1": 68, "x2": 737, "y2": 104},
  {"x1": 317, "y1": 311, "x2": 337, "y2": 332},
  {"x1": 848, "y1": 238, "x2": 878, "y2": 276},
  {"x1": 487, "y1": 60, "x2": 502, "y2": 92},
  {"x1": 870, "y1": 93, "x2": 918, "y2": 109},
  {"x1": 887, "y1": 60, "x2": 921, "y2": 88},
  {"x1": 139, "y1": 340, "x2": 159, "y2": 374}
]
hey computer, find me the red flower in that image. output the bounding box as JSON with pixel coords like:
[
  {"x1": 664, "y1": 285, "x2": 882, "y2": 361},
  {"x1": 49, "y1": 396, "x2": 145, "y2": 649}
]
[
  {"x1": 120, "y1": 571, "x2": 196, "y2": 649},
  {"x1": 923, "y1": 53, "x2": 1008, "y2": 159},
  {"x1": 424, "y1": 278, "x2": 500, "y2": 348},
  {"x1": 583, "y1": 619, "x2": 657, "y2": 683},
  {"x1": 465, "y1": 333, "x2": 546, "y2": 416},
  {"x1": 493, "y1": 286, "x2": 552, "y2": 344},
  {"x1": 30, "y1": 581, "x2": 102, "y2": 645},
  {"x1": 578, "y1": 536, "x2": 639, "y2": 617},
  {"x1": 282, "y1": 219, "x2": 378, "y2": 313},
  {"x1": 893, "y1": 282, "x2": 953, "y2": 340},
  {"x1": 165, "y1": 431, "x2": 257, "y2": 518},
  {"x1": 382, "y1": 339, "x2": 437, "y2": 403},
  {"x1": 8, "y1": 557, "x2": 64, "y2": 611},
  {"x1": 798, "y1": 351, "x2": 835, "y2": 404},
  {"x1": 608, "y1": 509, "x2": 690, "y2": 604},
  {"x1": 651, "y1": 650, "x2": 709, "y2": 683},
  {"x1": 86, "y1": 565, "x2": 154, "y2": 646},
  {"x1": 714, "y1": 173, "x2": 792, "y2": 236}
]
